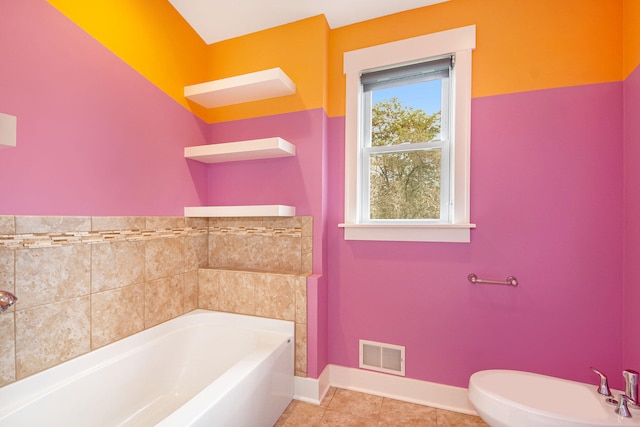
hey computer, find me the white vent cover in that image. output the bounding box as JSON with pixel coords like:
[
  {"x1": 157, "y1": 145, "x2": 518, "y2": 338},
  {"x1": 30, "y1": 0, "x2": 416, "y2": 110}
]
[{"x1": 359, "y1": 339, "x2": 405, "y2": 376}]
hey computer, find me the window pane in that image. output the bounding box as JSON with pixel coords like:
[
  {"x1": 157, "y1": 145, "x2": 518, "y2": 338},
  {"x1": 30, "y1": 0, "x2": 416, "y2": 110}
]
[
  {"x1": 369, "y1": 149, "x2": 441, "y2": 220},
  {"x1": 370, "y1": 80, "x2": 442, "y2": 146}
]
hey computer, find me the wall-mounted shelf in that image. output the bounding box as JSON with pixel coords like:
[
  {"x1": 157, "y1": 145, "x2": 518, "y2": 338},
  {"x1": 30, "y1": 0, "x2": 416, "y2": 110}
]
[
  {"x1": 184, "y1": 67, "x2": 296, "y2": 108},
  {"x1": 184, "y1": 205, "x2": 296, "y2": 217},
  {"x1": 184, "y1": 137, "x2": 295, "y2": 163},
  {"x1": 0, "y1": 113, "x2": 17, "y2": 149}
]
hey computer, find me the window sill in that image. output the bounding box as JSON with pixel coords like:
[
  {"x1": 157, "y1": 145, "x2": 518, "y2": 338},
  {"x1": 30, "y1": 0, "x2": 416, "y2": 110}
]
[{"x1": 338, "y1": 223, "x2": 476, "y2": 243}]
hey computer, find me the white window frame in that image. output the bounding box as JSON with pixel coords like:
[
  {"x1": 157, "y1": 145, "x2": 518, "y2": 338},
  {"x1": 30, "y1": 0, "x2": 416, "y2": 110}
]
[{"x1": 339, "y1": 25, "x2": 476, "y2": 243}]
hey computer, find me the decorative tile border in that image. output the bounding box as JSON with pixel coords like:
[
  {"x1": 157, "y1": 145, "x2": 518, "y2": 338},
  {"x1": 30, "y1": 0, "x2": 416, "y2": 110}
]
[
  {"x1": 0, "y1": 225, "x2": 304, "y2": 249},
  {"x1": 0, "y1": 227, "x2": 209, "y2": 249},
  {"x1": 210, "y1": 225, "x2": 302, "y2": 238}
]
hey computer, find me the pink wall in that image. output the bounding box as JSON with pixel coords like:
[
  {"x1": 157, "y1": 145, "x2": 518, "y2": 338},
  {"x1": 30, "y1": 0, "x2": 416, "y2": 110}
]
[
  {"x1": 0, "y1": 0, "x2": 208, "y2": 216},
  {"x1": 207, "y1": 110, "x2": 325, "y2": 223},
  {"x1": 327, "y1": 82, "x2": 625, "y2": 388},
  {"x1": 624, "y1": 65, "x2": 640, "y2": 369}
]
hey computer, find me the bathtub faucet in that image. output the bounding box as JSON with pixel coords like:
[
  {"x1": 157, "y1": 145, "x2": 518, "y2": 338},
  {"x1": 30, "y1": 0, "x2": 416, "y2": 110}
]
[{"x1": 0, "y1": 290, "x2": 17, "y2": 313}]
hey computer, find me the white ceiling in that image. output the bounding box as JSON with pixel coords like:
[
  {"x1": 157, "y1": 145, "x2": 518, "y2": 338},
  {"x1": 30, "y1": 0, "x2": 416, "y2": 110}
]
[{"x1": 168, "y1": 0, "x2": 449, "y2": 44}]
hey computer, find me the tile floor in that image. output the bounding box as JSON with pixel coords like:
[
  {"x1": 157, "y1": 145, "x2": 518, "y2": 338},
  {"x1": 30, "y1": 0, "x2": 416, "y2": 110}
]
[{"x1": 275, "y1": 387, "x2": 490, "y2": 426}]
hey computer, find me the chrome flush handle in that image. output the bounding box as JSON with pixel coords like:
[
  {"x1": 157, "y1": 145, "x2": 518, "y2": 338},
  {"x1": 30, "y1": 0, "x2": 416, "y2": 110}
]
[{"x1": 591, "y1": 367, "x2": 612, "y2": 397}]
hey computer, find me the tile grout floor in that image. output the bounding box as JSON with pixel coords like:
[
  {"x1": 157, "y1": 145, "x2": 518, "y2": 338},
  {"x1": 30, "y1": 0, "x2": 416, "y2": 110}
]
[{"x1": 275, "y1": 387, "x2": 490, "y2": 426}]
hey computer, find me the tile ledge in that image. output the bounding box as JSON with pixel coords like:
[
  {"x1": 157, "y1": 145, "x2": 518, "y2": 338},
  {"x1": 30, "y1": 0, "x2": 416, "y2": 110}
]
[{"x1": 198, "y1": 267, "x2": 311, "y2": 277}]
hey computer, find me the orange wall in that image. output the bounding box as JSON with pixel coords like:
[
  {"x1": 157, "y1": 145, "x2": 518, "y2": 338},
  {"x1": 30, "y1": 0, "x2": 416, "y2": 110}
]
[
  {"x1": 201, "y1": 15, "x2": 329, "y2": 123},
  {"x1": 48, "y1": 0, "x2": 624, "y2": 122},
  {"x1": 328, "y1": 0, "x2": 622, "y2": 116},
  {"x1": 46, "y1": 0, "x2": 208, "y2": 111},
  {"x1": 624, "y1": 0, "x2": 640, "y2": 78}
]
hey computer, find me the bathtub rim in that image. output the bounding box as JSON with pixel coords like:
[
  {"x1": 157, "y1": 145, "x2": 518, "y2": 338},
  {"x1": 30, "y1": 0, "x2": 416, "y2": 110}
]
[{"x1": 0, "y1": 309, "x2": 295, "y2": 419}]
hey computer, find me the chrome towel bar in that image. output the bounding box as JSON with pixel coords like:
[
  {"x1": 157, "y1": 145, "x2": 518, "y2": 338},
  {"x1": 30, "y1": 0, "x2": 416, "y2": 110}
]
[{"x1": 467, "y1": 273, "x2": 518, "y2": 287}]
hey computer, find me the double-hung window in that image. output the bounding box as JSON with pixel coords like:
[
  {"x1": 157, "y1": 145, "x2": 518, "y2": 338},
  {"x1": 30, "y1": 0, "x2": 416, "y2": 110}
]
[{"x1": 340, "y1": 26, "x2": 476, "y2": 242}]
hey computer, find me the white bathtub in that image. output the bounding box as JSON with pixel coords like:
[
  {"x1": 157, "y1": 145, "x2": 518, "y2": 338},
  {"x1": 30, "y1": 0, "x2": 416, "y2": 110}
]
[{"x1": 0, "y1": 310, "x2": 295, "y2": 426}]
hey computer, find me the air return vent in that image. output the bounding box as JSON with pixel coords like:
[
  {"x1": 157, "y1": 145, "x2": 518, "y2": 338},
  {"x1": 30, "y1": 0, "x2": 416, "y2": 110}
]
[{"x1": 359, "y1": 339, "x2": 405, "y2": 376}]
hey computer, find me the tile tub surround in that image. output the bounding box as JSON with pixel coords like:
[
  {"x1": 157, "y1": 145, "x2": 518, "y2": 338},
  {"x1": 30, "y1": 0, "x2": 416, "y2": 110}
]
[
  {"x1": 0, "y1": 215, "x2": 209, "y2": 386},
  {"x1": 198, "y1": 268, "x2": 308, "y2": 377},
  {"x1": 201, "y1": 216, "x2": 313, "y2": 377},
  {"x1": 208, "y1": 216, "x2": 312, "y2": 275}
]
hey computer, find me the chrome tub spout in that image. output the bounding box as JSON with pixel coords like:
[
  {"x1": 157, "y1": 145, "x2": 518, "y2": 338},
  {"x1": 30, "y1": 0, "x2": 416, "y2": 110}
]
[{"x1": 0, "y1": 290, "x2": 17, "y2": 313}]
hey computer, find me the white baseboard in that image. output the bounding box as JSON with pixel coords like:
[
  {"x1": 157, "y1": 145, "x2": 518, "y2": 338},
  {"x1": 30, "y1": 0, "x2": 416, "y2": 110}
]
[
  {"x1": 294, "y1": 367, "x2": 331, "y2": 404},
  {"x1": 294, "y1": 364, "x2": 477, "y2": 415}
]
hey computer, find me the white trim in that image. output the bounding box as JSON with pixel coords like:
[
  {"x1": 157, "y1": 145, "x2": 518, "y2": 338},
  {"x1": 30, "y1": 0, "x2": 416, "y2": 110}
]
[
  {"x1": 0, "y1": 113, "x2": 17, "y2": 149},
  {"x1": 293, "y1": 365, "x2": 477, "y2": 415},
  {"x1": 329, "y1": 365, "x2": 477, "y2": 415},
  {"x1": 342, "y1": 26, "x2": 476, "y2": 242},
  {"x1": 339, "y1": 223, "x2": 475, "y2": 243},
  {"x1": 293, "y1": 369, "x2": 332, "y2": 405}
]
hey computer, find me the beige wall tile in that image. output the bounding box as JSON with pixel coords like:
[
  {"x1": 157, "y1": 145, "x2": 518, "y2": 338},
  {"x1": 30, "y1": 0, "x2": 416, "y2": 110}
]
[
  {"x1": 0, "y1": 313, "x2": 16, "y2": 386},
  {"x1": 218, "y1": 271, "x2": 255, "y2": 315},
  {"x1": 15, "y1": 296, "x2": 90, "y2": 379},
  {"x1": 255, "y1": 273, "x2": 296, "y2": 321},
  {"x1": 301, "y1": 216, "x2": 313, "y2": 237},
  {"x1": 301, "y1": 236, "x2": 313, "y2": 274},
  {"x1": 15, "y1": 245, "x2": 90, "y2": 310},
  {"x1": 91, "y1": 283, "x2": 144, "y2": 349},
  {"x1": 0, "y1": 216, "x2": 15, "y2": 234},
  {"x1": 295, "y1": 277, "x2": 307, "y2": 324},
  {"x1": 208, "y1": 234, "x2": 247, "y2": 270},
  {"x1": 183, "y1": 270, "x2": 198, "y2": 312},
  {"x1": 15, "y1": 216, "x2": 90, "y2": 234},
  {"x1": 263, "y1": 216, "x2": 302, "y2": 229},
  {"x1": 91, "y1": 240, "x2": 145, "y2": 293},
  {"x1": 145, "y1": 216, "x2": 185, "y2": 230},
  {"x1": 209, "y1": 217, "x2": 263, "y2": 228},
  {"x1": 0, "y1": 248, "x2": 14, "y2": 290},
  {"x1": 184, "y1": 234, "x2": 208, "y2": 271},
  {"x1": 295, "y1": 323, "x2": 307, "y2": 377},
  {"x1": 91, "y1": 216, "x2": 145, "y2": 232},
  {"x1": 264, "y1": 236, "x2": 302, "y2": 273},
  {"x1": 145, "y1": 274, "x2": 184, "y2": 328},
  {"x1": 0, "y1": 249, "x2": 15, "y2": 314},
  {"x1": 145, "y1": 236, "x2": 184, "y2": 281},
  {"x1": 207, "y1": 216, "x2": 309, "y2": 274},
  {"x1": 185, "y1": 217, "x2": 208, "y2": 228},
  {"x1": 198, "y1": 269, "x2": 219, "y2": 311},
  {"x1": 209, "y1": 234, "x2": 302, "y2": 273}
]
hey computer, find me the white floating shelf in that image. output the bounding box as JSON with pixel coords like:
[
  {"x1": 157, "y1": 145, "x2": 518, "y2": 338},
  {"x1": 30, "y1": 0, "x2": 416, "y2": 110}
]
[
  {"x1": 184, "y1": 205, "x2": 296, "y2": 217},
  {"x1": 0, "y1": 113, "x2": 17, "y2": 149},
  {"x1": 184, "y1": 67, "x2": 296, "y2": 108},
  {"x1": 184, "y1": 137, "x2": 295, "y2": 163}
]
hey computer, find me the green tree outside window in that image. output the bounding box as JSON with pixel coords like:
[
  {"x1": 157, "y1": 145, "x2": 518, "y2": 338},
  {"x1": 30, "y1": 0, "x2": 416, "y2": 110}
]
[{"x1": 369, "y1": 97, "x2": 442, "y2": 220}]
